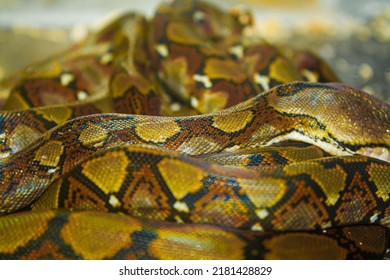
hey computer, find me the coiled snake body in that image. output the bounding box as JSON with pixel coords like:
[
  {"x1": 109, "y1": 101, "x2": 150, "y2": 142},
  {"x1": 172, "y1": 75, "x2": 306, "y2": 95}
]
[{"x1": 0, "y1": 0, "x2": 389, "y2": 259}]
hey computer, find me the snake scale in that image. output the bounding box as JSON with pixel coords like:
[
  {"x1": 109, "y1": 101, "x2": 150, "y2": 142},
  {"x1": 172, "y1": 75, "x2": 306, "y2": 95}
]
[{"x1": 0, "y1": 0, "x2": 390, "y2": 260}]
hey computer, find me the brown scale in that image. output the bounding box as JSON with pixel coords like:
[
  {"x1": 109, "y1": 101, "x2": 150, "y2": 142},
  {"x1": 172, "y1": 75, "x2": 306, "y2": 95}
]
[{"x1": 7, "y1": 79, "x2": 80, "y2": 109}]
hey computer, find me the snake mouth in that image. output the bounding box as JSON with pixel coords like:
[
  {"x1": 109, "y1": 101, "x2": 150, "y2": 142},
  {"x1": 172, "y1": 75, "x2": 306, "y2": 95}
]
[
  {"x1": 263, "y1": 130, "x2": 390, "y2": 163},
  {"x1": 357, "y1": 147, "x2": 390, "y2": 163},
  {"x1": 263, "y1": 130, "x2": 352, "y2": 156}
]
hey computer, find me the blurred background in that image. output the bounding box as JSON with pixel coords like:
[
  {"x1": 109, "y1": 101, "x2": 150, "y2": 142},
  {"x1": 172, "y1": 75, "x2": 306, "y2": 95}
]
[{"x1": 0, "y1": 0, "x2": 389, "y2": 100}]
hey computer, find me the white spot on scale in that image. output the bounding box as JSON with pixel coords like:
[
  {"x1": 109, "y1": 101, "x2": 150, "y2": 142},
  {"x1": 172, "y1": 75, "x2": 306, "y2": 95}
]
[
  {"x1": 155, "y1": 44, "x2": 169, "y2": 57},
  {"x1": 60, "y1": 73, "x2": 74, "y2": 86},
  {"x1": 254, "y1": 73, "x2": 270, "y2": 91},
  {"x1": 193, "y1": 10, "x2": 206, "y2": 22},
  {"x1": 100, "y1": 53, "x2": 113, "y2": 65},
  {"x1": 229, "y1": 45, "x2": 244, "y2": 59},
  {"x1": 255, "y1": 208, "x2": 269, "y2": 219},
  {"x1": 321, "y1": 222, "x2": 332, "y2": 229},
  {"x1": 47, "y1": 168, "x2": 56, "y2": 174},
  {"x1": 223, "y1": 145, "x2": 241, "y2": 152},
  {"x1": 251, "y1": 223, "x2": 263, "y2": 231},
  {"x1": 173, "y1": 201, "x2": 189, "y2": 213},
  {"x1": 170, "y1": 102, "x2": 181, "y2": 112},
  {"x1": 174, "y1": 215, "x2": 184, "y2": 224},
  {"x1": 77, "y1": 91, "x2": 88, "y2": 100},
  {"x1": 370, "y1": 213, "x2": 379, "y2": 223},
  {"x1": 109, "y1": 194, "x2": 121, "y2": 207},
  {"x1": 191, "y1": 97, "x2": 199, "y2": 108},
  {"x1": 193, "y1": 74, "x2": 212, "y2": 88}
]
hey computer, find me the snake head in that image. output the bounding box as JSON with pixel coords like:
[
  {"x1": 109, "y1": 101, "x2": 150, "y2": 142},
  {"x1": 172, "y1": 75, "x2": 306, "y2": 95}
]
[{"x1": 266, "y1": 82, "x2": 390, "y2": 163}]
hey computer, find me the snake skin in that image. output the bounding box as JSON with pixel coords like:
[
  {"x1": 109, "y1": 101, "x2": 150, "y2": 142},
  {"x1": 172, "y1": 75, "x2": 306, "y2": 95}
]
[{"x1": 0, "y1": 0, "x2": 389, "y2": 260}]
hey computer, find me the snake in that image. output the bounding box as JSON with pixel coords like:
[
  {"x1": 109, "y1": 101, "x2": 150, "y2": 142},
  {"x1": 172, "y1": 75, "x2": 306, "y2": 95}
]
[{"x1": 0, "y1": 0, "x2": 389, "y2": 260}]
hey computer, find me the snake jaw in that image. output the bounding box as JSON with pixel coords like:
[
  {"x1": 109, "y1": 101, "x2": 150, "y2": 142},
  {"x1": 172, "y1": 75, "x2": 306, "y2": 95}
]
[
  {"x1": 264, "y1": 130, "x2": 353, "y2": 157},
  {"x1": 357, "y1": 146, "x2": 390, "y2": 163}
]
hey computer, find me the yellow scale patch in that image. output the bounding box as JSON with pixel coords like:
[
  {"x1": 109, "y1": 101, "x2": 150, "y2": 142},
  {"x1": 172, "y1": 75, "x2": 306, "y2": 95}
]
[
  {"x1": 0, "y1": 211, "x2": 55, "y2": 254},
  {"x1": 238, "y1": 177, "x2": 286, "y2": 208},
  {"x1": 149, "y1": 226, "x2": 246, "y2": 260},
  {"x1": 9, "y1": 124, "x2": 41, "y2": 153},
  {"x1": 135, "y1": 121, "x2": 180, "y2": 143},
  {"x1": 204, "y1": 58, "x2": 247, "y2": 83},
  {"x1": 26, "y1": 60, "x2": 63, "y2": 79},
  {"x1": 302, "y1": 69, "x2": 319, "y2": 82},
  {"x1": 99, "y1": 52, "x2": 113, "y2": 65},
  {"x1": 212, "y1": 110, "x2": 253, "y2": 133},
  {"x1": 269, "y1": 57, "x2": 301, "y2": 83},
  {"x1": 61, "y1": 212, "x2": 142, "y2": 259},
  {"x1": 34, "y1": 140, "x2": 64, "y2": 167},
  {"x1": 161, "y1": 58, "x2": 189, "y2": 99},
  {"x1": 166, "y1": 22, "x2": 205, "y2": 45},
  {"x1": 197, "y1": 90, "x2": 228, "y2": 113},
  {"x1": 111, "y1": 71, "x2": 153, "y2": 98},
  {"x1": 367, "y1": 162, "x2": 390, "y2": 202},
  {"x1": 91, "y1": 97, "x2": 114, "y2": 113},
  {"x1": 36, "y1": 106, "x2": 73, "y2": 124},
  {"x1": 78, "y1": 123, "x2": 109, "y2": 147},
  {"x1": 178, "y1": 136, "x2": 221, "y2": 155},
  {"x1": 3, "y1": 93, "x2": 31, "y2": 110},
  {"x1": 284, "y1": 162, "x2": 347, "y2": 206},
  {"x1": 82, "y1": 150, "x2": 129, "y2": 194},
  {"x1": 31, "y1": 179, "x2": 62, "y2": 210},
  {"x1": 247, "y1": 123, "x2": 278, "y2": 147},
  {"x1": 277, "y1": 146, "x2": 325, "y2": 163},
  {"x1": 157, "y1": 158, "x2": 206, "y2": 200}
]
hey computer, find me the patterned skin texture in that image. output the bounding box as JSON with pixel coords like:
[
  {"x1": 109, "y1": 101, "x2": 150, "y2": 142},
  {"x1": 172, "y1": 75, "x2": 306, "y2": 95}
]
[{"x1": 0, "y1": 0, "x2": 389, "y2": 259}]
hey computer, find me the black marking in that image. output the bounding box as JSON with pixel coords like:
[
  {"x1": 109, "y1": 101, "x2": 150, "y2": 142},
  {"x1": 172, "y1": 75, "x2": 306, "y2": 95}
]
[
  {"x1": 113, "y1": 229, "x2": 158, "y2": 260},
  {"x1": 275, "y1": 82, "x2": 333, "y2": 97}
]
